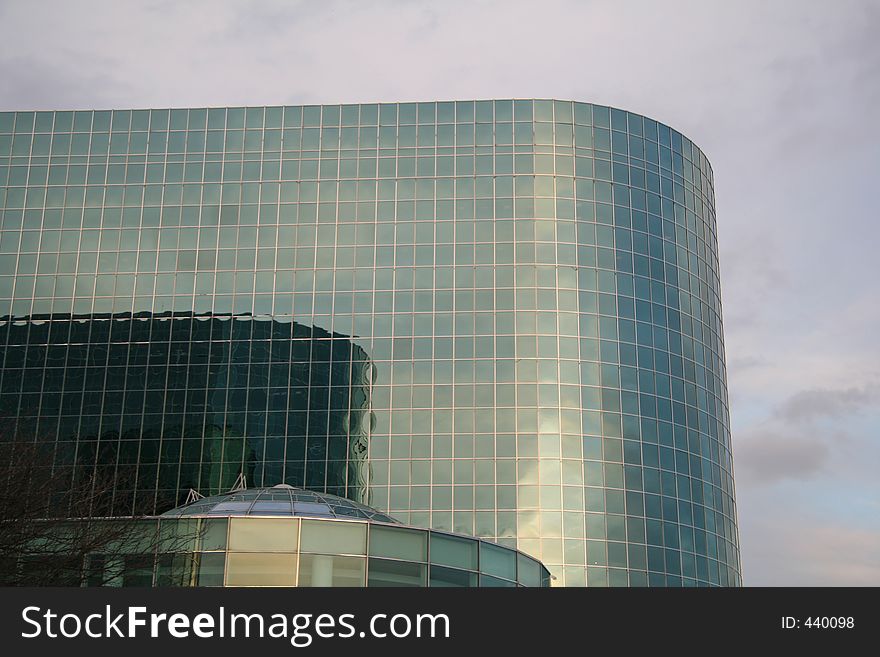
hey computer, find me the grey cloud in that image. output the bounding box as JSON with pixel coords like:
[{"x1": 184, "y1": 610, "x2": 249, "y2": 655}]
[
  {"x1": 734, "y1": 428, "x2": 830, "y2": 485},
  {"x1": 717, "y1": 244, "x2": 789, "y2": 332},
  {"x1": 0, "y1": 55, "x2": 129, "y2": 111},
  {"x1": 223, "y1": 1, "x2": 324, "y2": 40},
  {"x1": 775, "y1": 384, "x2": 880, "y2": 423},
  {"x1": 727, "y1": 356, "x2": 767, "y2": 374},
  {"x1": 769, "y1": 0, "x2": 880, "y2": 154},
  {"x1": 720, "y1": 233, "x2": 790, "y2": 292},
  {"x1": 734, "y1": 383, "x2": 879, "y2": 485}
]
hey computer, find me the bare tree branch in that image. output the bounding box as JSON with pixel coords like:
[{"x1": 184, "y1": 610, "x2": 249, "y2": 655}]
[{"x1": 0, "y1": 428, "x2": 199, "y2": 586}]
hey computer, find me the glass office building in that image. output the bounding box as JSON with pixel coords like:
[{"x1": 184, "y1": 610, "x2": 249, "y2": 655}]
[{"x1": 0, "y1": 100, "x2": 741, "y2": 586}]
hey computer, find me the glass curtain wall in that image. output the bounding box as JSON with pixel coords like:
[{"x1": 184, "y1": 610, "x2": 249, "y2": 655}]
[{"x1": 0, "y1": 100, "x2": 741, "y2": 586}]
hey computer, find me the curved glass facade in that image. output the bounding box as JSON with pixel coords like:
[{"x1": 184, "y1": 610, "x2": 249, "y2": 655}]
[
  {"x1": 100, "y1": 491, "x2": 552, "y2": 588},
  {"x1": 7, "y1": 487, "x2": 551, "y2": 587},
  {"x1": 0, "y1": 100, "x2": 741, "y2": 586}
]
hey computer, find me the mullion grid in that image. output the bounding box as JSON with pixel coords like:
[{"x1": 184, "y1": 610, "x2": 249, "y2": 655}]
[{"x1": 0, "y1": 100, "x2": 739, "y2": 585}]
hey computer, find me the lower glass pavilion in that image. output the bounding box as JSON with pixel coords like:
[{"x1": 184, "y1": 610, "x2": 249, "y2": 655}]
[{"x1": 82, "y1": 484, "x2": 552, "y2": 587}]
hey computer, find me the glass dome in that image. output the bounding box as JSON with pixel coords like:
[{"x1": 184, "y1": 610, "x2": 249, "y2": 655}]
[{"x1": 162, "y1": 484, "x2": 400, "y2": 524}]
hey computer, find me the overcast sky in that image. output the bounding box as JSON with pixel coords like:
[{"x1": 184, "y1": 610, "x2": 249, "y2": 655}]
[{"x1": 1, "y1": 0, "x2": 878, "y2": 585}]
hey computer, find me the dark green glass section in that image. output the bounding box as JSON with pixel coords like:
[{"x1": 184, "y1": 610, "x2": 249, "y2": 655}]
[{"x1": 0, "y1": 312, "x2": 374, "y2": 512}]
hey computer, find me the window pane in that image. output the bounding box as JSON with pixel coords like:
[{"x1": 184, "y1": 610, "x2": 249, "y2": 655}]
[
  {"x1": 156, "y1": 553, "x2": 197, "y2": 587},
  {"x1": 369, "y1": 526, "x2": 427, "y2": 561},
  {"x1": 367, "y1": 558, "x2": 426, "y2": 587},
  {"x1": 300, "y1": 520, "x2": 366, "y2": 555},
  {"x1": 517, "y1": 553, "x2": 542, "y2": 586},
  {"x1": 298, "y1": 554, "x2": 365, "y2": 587},
  {"x1": 429, "y1": 565, "x2": 477, "y2": 588},
  {"x1": 480, "y1": 542, "x2": 516, "y2": 580},
  {"x1": 197, "y1": 552, "x2": 225, "y2": 586},
  {"x1": 429, "y1": 534, "x2": 477, "y2": 570},
  {"x1": 226, "y1": 553, "x2": 297, "y2": 587},
  {"x1": 122, "y1": 555, "x2": 154, "y2": 586},
  {"x1": 228, "y1": 518, "x2": 298, "y2": 551},
  {"x1": 200, "y1": 518, "x2": 228, "y2": 550},
  {"x1": 480, "y1": 574, "x2": 516, "y2": 587}
]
